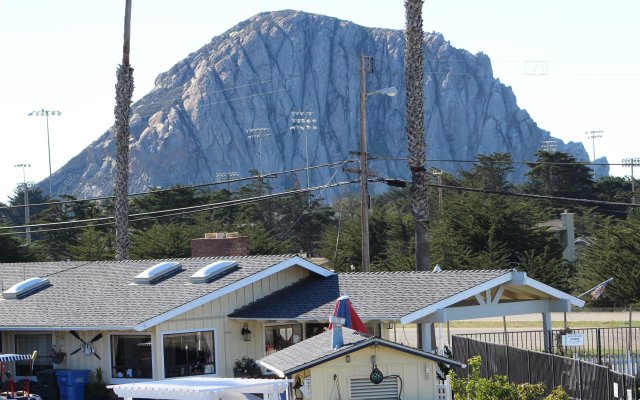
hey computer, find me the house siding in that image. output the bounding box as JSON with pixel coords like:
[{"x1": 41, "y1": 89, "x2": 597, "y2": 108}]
[
  {"x1": 1, "y1": 265, "x2": 309, "y2": 384},
  {"x1": 154, "y1": 266, "x2": 310, "y2": 378},
  {"x1": 303, "y1": 345, "x2": 438, "y2": 400}
]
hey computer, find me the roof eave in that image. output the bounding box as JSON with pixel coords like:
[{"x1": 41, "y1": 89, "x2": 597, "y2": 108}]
[
  {"x1": 400, "y1": 271, "x2": 585, "y2": 324},
  {"x1": 400, "y1": 271, "x2": 514, "y2": 324},
  {"x1": 259, "y1": 337, "x2": 464, "y2": 376}
]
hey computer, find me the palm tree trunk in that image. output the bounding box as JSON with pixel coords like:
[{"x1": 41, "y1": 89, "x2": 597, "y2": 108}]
[
  {"x1": 404, "y1": 0, "x2": 430, "y2": 271},
  {"x1": 114, "y1": 0, "x2": 134, "y2": 260}
]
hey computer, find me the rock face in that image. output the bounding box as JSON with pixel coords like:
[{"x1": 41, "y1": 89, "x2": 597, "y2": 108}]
[{"x1": 49, "y1": 10, "x2": 602, "y2": 198}]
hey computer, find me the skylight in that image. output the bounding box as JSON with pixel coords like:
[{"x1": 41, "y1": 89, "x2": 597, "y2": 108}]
[
  {"x1": 189, "y1": 260, "x2": 238, "y2": 284},
  {"x1": 134, "y1": 261, "x2": 182, "y2": 285},
  {"x1": 2, "y1": 277, "x2": 50, "y2": 299}
]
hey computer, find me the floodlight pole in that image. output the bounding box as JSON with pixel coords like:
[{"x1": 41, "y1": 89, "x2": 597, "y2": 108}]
[
  {"x1": 14, "y1": 164, "x2": 32, "y2": 243},
  {"x1": 622, "y1": 157, "x2": 640, "y2": 204},
  {"x1": 28, "y1": 109, "x2": 61, "y2": 197},
  {"x1": 290, "y1": 111, "x2": 318, "y2": 192},
  {"x1": 247, "y1": 128, "x2": 271, "y2": 177},
  {"x1": 585, "y1": 130, "x2": 603, "y2": 178}
]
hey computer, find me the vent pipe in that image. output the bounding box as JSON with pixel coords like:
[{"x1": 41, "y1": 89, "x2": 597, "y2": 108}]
[{"x1": 329, "y1": 316, "x2": 345, "y2": 349}]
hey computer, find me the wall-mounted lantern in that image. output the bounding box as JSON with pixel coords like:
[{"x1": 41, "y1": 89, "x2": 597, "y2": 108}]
[{"x1": 241, "y1": 323, "x2": 252, "y2": 341}]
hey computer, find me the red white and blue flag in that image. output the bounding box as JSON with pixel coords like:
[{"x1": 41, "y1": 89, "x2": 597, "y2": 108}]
[
  {"x1": 591, "y1": 281, "x2": 609, "y2": 300},
  {"x1": 329, "y1": 295, "x2": 369, "y2": 334}
]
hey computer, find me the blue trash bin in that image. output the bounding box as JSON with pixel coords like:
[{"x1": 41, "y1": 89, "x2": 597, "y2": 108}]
[{"x1": 55, "y1": 369, "x2": 90, "y2": 400}]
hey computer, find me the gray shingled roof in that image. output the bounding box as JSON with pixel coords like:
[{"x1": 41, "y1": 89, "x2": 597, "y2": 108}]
[
  {"x1": 258, "y1": 327, "x2": 462, "y2": 376},
  {"x1": 230, "y1": 270, "x2": 510, "y2": 321},
  {"x1": 0, "y1": 255, "x2": 301, "y2": 330}
]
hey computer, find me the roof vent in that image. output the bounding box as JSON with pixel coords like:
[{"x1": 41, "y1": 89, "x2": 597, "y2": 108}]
[
  {"x1": 134, "y1": 261, "x2": 182, "y2": 285},
  {"x1": 190, "y1": 260, "x2": 238, "y2": 284},
  {"x1": 3, "y1": 277, "x2": 50, "y2": 299}
]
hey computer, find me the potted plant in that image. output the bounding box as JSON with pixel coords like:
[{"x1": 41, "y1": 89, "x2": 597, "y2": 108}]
[
  {"x1": 233, "y1": 357, "x2": 261, "y2": 378},
  {"x1": 51, "y1": 345, "x2": 66, "y2": 364},
  {"x1": 85, "y1": 368, "x2": 114, "y2": 400}
]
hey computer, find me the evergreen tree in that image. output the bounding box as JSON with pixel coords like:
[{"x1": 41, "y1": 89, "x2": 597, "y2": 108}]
[
  {"x1": 525, "y1": 151, "x2": 594, "y2": 199},
  {"x1": 68, "y1": 228, "x2": 115, "y2": 261},
  {"x1": 131, "y1": 222, "x2": 200, "y2": 259},
  {"x1": 431, "y1": 191, "x2": 563, "y2": 270},
  {"x1": 460, "y1": 153, "x2": 515, "y2": 192},
  {"x1": 575, "y1": 212, "x2": 640, "y2": 306}
]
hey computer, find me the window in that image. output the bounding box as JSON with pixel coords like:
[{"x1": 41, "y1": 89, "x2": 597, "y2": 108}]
[
  {"x1": 305, "y1": 323, "x2": 328, "y2": 339},
  {"x1": 111, "y1": 335, "x2": 152, "y2": 379},
  {"x1": 365, "y1": 323, "x2": 382, "y2": 338},
  {"x1": 14, "y1": 334, "x2": 52, "y2": 376},
  {"x1": 163, "y1": 331, "x2": 215, "y2": 378},
  {"x1": 265, "y1": 324, "x2": 302, "y2": 355}
]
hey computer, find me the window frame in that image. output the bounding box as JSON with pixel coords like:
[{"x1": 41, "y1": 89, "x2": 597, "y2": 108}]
[
  {"x1": 108, "y1": 332, "x2": 154, "y2": 384},
  {"x1": 263, "y1": 323, "x2": 303, "y2": 355},
  {"x1": 161, "y1": 328, "x2": 218, "y2": 380},
  {"x1": 13, "y1": 333, "x2": 53, "y2": 379}
]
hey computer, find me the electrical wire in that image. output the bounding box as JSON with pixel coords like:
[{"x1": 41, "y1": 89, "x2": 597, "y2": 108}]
[
  {"x1": 0, "y1": 159, "x2": 356, "y2": 211},
  {"x1": 432, "y1": 183, "x2": 640, "y2": 208},
  {"x1": 2, "y1": 154, "x2": 629, "y2": 212},
  {"x1": 0, "y1": 181, "x2": 358, "y2": 236}
]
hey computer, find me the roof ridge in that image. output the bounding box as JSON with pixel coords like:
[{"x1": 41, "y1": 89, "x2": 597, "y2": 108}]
[{"x1": 337, "y1": 269, "x2": 511, "y2": 275}]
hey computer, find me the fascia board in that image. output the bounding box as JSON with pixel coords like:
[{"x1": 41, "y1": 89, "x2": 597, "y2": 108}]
[
  {"x1": 522, "y1": 276, "x2": 585, "y2": 307},
  {"x1": 400, "y1": 272, "x2": 514, "y2": 324}
]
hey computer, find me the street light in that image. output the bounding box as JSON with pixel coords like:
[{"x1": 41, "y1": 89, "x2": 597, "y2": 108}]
[
  {"x1": 14, "y1": 163, "x2": 32, "y2": 243},
  {"x1": 28, "y1": 109, "x2": 62, "y2": 197},
  {"x1": 622, "y1": 157, "x2": 640, "y2": 204},
  {"x1": 359, "y1": 53, "x2": 397, "y2": 272}
]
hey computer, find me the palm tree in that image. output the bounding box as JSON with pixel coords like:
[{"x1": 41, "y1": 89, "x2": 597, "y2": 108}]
[
  {"x1": 114, "y1": 0, "x2": 134, "y2": 260},
  {"x1": 404, "y1": 0, "x2": 430, "y2": 271}
]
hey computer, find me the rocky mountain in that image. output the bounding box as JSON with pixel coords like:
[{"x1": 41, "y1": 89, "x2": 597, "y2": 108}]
[{"x1": 48, "y1": 10, "x2": 603, "y2": 198}]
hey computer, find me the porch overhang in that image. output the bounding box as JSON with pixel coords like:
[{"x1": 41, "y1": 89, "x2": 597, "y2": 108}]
[{"x1": 400, "y1": 271, "x2": 584, "y2": 325}]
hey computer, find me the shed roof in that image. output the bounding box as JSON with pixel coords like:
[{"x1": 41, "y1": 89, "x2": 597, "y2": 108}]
[{"x1": 257, "y1": 327, "x2": 463, "y2": 377}]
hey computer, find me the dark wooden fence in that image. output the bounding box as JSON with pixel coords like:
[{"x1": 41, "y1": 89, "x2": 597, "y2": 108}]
[
  {"x1": 452, "y1": 335, "x2": 637, "y2": 399},
  {"x1": 456, "y1": 326, "x2": 640, "y2": 376}
]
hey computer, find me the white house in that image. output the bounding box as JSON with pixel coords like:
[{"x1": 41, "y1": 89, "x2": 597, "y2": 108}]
[{"x1": 0, "y1": 255, "x2": 583, "y2": 386}]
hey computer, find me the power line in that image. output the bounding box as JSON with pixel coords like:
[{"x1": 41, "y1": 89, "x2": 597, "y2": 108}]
[
  {"x1": 0, "y1": 159, "x2": 355, "y2": 211},
  {"x1": 2, "y1": 155, "x2": 630, "y2": 212},
  {"x1": 376, "y1": 178, "x2": 640, "y2": 208},
  {"x1": 371, "y1": 156, "x2": 624, "y2": 167},
  {"x1": 0, "y1": 180, "x2": 358, "y2": 236}
]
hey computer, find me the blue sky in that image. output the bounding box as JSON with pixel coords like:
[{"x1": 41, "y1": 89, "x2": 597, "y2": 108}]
[{"x1": 1, "y1": 0, "x2": 639, "y2": 201}]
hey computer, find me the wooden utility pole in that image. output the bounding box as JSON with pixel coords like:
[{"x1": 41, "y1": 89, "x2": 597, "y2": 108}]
[{"x1": 114, "y1": 0, "x2": 134, "y2": 260}]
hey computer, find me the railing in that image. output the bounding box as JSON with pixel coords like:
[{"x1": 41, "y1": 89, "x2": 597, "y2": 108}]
[
  {"x1": 452, "y1": 335, "x2": 638, "y2": 400},
  {"x1": 456, "y1": 326, "x2": 640, "y2": 375},
  {"x1": 435, "y1": 376, "x2": 452, "y2": 400}
]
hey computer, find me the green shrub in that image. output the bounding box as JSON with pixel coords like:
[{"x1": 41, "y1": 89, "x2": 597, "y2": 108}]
[{"x1": 450, "y1": 355, "x2": 567, "y2": 400}]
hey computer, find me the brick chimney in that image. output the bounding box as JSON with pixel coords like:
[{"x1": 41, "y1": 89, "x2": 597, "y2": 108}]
[{"x1": 191, "y1": 232, "x2": 250, "y2": 257}]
